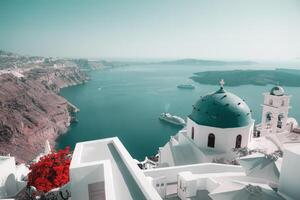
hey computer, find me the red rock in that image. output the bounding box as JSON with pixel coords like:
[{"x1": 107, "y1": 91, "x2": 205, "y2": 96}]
[{"x1": 0, "y1": 67, "x2": 87, "y2": 163}]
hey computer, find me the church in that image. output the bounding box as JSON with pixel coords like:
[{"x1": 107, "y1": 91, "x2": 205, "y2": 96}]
[{"x1": 158, "y1": 81, "x2": 299, "y2": 167}]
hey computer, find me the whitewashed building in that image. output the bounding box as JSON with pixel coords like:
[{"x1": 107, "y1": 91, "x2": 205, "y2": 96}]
[
  {"x1": 68, "y1": 137, "x2": 300, "y2": 200},
  {"x1": 159, "y1": 82, "x2": 255, "y2": 166},
  {"x1": 0, "y1": 156, "x2": 28, "y2": 198},
  {"x1": 260, "y1": 86, "x2": 292, "y2": 135}
]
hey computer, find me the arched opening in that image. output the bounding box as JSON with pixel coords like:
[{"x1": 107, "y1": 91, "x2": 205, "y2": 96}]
[
  {"x1": 191, "y1": 127, "x2": 194, "y2": 140},
  {"x1": 269, "y1": 99, "x2": 273, "y2": 105},
  {"x1": 266, "y1": 112, "x2": 272, "y2": 122},
  {"x1": 277, "y1": 113, "x2": 284, "y2": 128},
  {"x1": 265, "y1": 112, "x2": 273, "y2": 129},
  {"x1": 235, "y1": 135, "x2": 242, "y2": 148},
  {"x1": 207, "y1": 133, "x2": 215, "y2": 148}
]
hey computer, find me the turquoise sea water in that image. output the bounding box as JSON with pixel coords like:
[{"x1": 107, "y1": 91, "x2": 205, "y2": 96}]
[{"x1": 57, "y1": 64, "x2": 300, "y2": 160}]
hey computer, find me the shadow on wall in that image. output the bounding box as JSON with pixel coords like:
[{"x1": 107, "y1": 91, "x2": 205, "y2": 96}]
[{"x1": 108, "y1": 143, "x2": 147, "y2": 200}]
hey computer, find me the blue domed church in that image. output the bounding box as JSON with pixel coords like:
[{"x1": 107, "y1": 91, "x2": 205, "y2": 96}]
[
  {"x1": 187, "y1": 80, "x2": 254, "y2": 153},
  {"x1": 158, "y1": 80, "x2": 255, "y2": 166}
]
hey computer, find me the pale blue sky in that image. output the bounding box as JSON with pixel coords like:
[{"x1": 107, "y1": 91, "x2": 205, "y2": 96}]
[{"x1": 0, "y1": 0, "x2": 299, "y2": 60}]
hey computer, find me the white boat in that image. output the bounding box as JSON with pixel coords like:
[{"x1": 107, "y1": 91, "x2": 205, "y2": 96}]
[
  {"x1": 159, "y1": 112, "x2": 186, "y2": 126},
  {"x1": 177, "y1": 84, "x2": 195, "y2": 89}
]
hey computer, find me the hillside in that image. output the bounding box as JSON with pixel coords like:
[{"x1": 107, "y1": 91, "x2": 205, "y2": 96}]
[
  {"x1": 191, "y1": 69, "x2": 300, "y2": 86},
  {"x1": 0, "y1": 51, "x2": 87, "y2": 163}
]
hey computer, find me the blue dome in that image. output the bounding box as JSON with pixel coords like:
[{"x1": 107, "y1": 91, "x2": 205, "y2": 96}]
[
  {"x1": 189, "y1": 87, "x2": 252, "y2": 128},
  {"x1": 270, "y1": 86, "x2": 284, "y2": 96}
]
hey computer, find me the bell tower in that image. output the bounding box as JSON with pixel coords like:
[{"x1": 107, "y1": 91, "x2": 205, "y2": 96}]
[{"x1": 261, "y1": 85, "x2": 291, "y2": 135}]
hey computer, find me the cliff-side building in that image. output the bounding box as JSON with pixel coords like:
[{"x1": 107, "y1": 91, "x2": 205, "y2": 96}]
[
  {"x1": 159, "y1": 81, "x2": 255, "y2": 167},
  {"x1": 260, "y1": 86, "x2": 292, "y2": 135}
]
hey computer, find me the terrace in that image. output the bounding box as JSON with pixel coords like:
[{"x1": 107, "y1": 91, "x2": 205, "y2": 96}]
[{"x1": 70, "y1": 137, "x2": 161, "y2": 200}]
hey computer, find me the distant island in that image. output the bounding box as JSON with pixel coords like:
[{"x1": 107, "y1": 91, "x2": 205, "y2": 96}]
[
  {"x1": 191, "y1": 69, "x2": 300, "y2": 86},
  {"x1": 156, "y1": 58, "x2": 256, "y2": 66},
  {"x1": 81, "y1": 58, "x2": 257, "y2": 69}
]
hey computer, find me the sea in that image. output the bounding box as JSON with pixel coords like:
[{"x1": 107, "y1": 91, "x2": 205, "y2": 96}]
[{"x1": 56, "y1": 63, "x2": 300, "y2": 161}]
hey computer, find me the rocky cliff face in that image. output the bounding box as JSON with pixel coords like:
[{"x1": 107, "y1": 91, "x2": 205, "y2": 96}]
[
  {"x1": 24, "y1": 66, "x2": 87, "y2": 93},
  {"x1": 0, "y1": 67, "x2": 87, "y2": 163}
]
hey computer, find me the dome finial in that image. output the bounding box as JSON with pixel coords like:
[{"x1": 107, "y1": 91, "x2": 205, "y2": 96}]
[{"x1": 219, "y1": 79, "x2": 225, "y2": 88}]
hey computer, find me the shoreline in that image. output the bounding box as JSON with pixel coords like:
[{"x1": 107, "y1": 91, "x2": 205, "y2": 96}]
[{"x1": 0, "y1": 66, "x2": 89, "y2": 163}]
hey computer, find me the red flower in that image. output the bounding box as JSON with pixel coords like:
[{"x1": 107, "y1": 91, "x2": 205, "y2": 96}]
[{"x1": 27, "y1": 147, "x2": 72, "y2": 193}]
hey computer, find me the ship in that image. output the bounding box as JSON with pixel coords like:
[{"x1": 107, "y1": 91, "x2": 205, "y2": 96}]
[
  {"x1": 159, "y1": 112, "x2": 186, "y2": 126},
  {"x1": 177, "y1": 84, "x2": 195, "y2": 89}
]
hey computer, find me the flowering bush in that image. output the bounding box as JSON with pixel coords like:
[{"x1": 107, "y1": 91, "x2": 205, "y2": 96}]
[{"x1": 27, "y1": 147, "x2": 71, "y2": 193}]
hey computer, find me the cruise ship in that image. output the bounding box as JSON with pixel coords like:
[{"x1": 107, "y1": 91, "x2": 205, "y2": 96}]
[{"x1": 159, "y1": 112, "x2": 186, "y2": 126}]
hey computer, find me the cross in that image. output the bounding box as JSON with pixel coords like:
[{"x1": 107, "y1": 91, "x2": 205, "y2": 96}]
[{"x1": 219, "y1": 79, "x2": 225, "y2": 88}]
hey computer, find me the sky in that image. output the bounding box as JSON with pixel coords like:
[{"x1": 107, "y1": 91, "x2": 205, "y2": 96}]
[{"x1": 0, "y1": 0, "x2": 300, "y2": 60}]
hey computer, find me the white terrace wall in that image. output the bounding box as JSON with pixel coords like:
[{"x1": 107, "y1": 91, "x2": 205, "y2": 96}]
[
  {"x1": 144, "y1": 163, "x2": 244, "y2": 184},
  {"x1": 0, "y1": 157, "x2": 17, "y2": 198}
]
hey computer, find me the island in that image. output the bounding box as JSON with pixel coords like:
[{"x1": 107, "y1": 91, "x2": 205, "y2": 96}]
[{"x1": 191, "y1": 69, "x2": 300, "y2": 86}]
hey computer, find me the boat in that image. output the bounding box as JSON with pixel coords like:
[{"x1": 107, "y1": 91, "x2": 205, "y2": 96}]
[
  {"x1": 177, "y1": 84, "x2": 195, "y2": 89},
  {"x1": 159, "y1": 112, "x2": 186, "y2": 126}
]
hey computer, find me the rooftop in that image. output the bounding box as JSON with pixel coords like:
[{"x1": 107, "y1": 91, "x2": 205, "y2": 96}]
[
  {"x1": 189, "y1": 85, "x2": 252, "y2": 128},
  {"x1": 70, "y1": 137, "x2": 161, "y2": 200}
]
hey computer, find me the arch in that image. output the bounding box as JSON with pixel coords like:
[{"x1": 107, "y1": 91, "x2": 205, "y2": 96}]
[
  {"x1": 269, "y1": 99, "x2": 273, "y2": 105},
  {"x1": 5, "y1": 173, "x2": 17, "y2": 196},
  {"x1": 235, "y1": 135, "x2": 242, "y2": 148},
  {"x1": 191, "y1": 127, "x2": 195, "y2": 140},
  {"x1": 207, "y1": 133, "x2": 215, "y2": 148},
  {"x1": 277, "y1": 113, "x2": 284, "y2": 128},
  {"x1": 266, "y1": 112, "x2": 272, "y2": 123}
]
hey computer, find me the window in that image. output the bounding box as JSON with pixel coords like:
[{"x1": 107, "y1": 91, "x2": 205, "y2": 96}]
[
  {"x1": 191, "y1": 127, "x2": 194, "y2": 140},
  {"x1": 207, "y1": 133, "x2": 215, "y2": 148},
  {"x1": 277, "y1": 113, "x2": 284, "y2": 128},
  {"x1": 266, "y1": 112, "x2": 272, "y2": 123},
  {"x1": 281, "y1": 100, "x2": 285, "y2": 106},
  {"x1": 269, "y1": 99, "x2": 273, "y2": 105},
  {"x1": 235, "y1": 135, "x2": 242, "y2": 148}
]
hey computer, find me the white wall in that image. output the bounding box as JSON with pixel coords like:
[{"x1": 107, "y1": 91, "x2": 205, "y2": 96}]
[
  {"x1": 261, "y1": 93, "x2": 290, "y2": 135},
  {"x1": 279, "y1": 145, "x2": 300, "y2": 200},
  {"x1": 0, "y1": 157, "x2": 17, "y2": 198},
  {"x1": 70, "y1": 161, "x2": 106, "y2": 200},
  {"x1": 158, "y1": 143, "x2": 175, "y2": 167},
  {"x1": 186, "y1": 118, "x2": 254, "y2": 153},
  {"x1": 144, "y1": 163, "x2": 244, "y2": 184}
]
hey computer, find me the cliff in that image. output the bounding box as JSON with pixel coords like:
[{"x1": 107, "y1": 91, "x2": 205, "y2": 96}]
[
  {"x1": 0, "y1": 66, "x2": 87, "y2": 163},
  {"x1": 24, "y1": 66, "x2": 88, "y2": 92}
]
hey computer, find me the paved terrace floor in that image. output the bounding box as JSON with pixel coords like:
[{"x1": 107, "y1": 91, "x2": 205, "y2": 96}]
[{"x1": 81, "y1": 141, "x2": 147, "y2": 200}]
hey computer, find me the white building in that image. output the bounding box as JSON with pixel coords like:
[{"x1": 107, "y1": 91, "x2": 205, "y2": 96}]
[
  {"x1": 67, "y1": 84, "x2": 300, "y2": 199},
  {"x1": 252, "y1": 86, "x2": 300, "y2": 153},
  {"x1": 279, "y1": 144, "x2": 300, "y2": 200},
  {"x1": 69, "y1": 137, "x2": 300, "y2": 200},
  {"x1": 0, "y1": 156, "x2": 28, "y2": 198},
  {"x1": 260, "y1": 86, "x2": 292, "y2": 136},
  {"x1": 159, "y1": 81, "x2": 255, "y2": 166}
]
